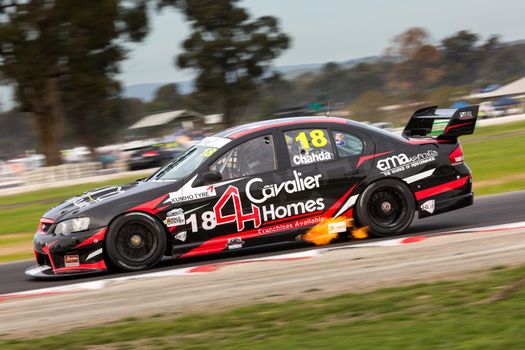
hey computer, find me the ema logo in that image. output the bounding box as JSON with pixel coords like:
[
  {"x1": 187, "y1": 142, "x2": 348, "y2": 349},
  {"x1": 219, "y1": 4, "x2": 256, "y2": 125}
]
[
  {"x1": 377, "y1": 151, "x2": 438, "y2": 175},
  {"x1": 377, "y1": 154, "x2": 411, "y2": 172}
]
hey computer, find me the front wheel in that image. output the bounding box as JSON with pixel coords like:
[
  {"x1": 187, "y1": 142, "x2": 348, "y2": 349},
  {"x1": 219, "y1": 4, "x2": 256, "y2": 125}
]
[
  {"x1": 105, "y1": 212, "x2": 166, "y2": 271},
  {"x1": 355, "y1": 179, "x2": 415, "y2": 237}
]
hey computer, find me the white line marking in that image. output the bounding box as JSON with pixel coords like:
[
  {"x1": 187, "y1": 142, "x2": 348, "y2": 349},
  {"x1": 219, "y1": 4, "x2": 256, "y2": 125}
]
[
  {"x1": 403, "y1": 168, "x2": 436, "y2": 184},
  {"x1": 440, "y1": 221, "x2": 525, "y2": 233},
  {"x1": 334, "y1": 195, "x2": 359, "y2": 218},
  {"x1": 86, "y1": 248, "x2": 103, "y2": 261}
]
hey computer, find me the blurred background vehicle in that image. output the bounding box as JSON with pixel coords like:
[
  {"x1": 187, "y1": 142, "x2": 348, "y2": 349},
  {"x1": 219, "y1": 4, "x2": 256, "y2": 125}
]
[{"x1": 126, "y1": 142, "x2": 185, "y2": 171}]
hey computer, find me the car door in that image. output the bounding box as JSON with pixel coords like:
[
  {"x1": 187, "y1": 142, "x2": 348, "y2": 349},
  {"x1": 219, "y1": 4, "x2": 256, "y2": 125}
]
[
  {"x1": 172, "y1": 133, "x2": 284, "y2": 257},
  {"x1": 320, "y1": 127, "x2": 374, "y2": 218}
]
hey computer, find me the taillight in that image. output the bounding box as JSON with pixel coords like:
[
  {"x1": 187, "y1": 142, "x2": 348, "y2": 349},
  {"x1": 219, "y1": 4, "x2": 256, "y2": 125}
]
[
  {"x1": 143, "y1": 151, "x2": 159, "y2": 157},
  {"x1": 449, "y1": 145, "x2": 464, "y2": 166}
]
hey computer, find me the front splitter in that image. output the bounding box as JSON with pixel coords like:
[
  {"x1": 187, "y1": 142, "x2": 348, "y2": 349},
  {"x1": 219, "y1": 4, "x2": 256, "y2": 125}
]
[{"x1": 25, "y1": 265, "x2": 107, "y2": 279}]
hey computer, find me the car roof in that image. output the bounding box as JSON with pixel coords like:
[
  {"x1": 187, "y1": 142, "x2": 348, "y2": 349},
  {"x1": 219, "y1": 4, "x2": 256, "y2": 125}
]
[{"x1": 216, "y1": 116, "x2": 362, "y2": 139}]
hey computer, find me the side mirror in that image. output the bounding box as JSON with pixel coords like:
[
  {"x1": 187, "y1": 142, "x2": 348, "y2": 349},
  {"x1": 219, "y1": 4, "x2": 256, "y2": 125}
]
[{"x1": 199, "y1": 171, "x2": 222, "y2": 185}]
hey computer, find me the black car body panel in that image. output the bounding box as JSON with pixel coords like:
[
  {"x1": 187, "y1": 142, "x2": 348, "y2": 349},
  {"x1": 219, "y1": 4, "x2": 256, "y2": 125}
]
[{"x1": 26, "y1": 106, "x2": 478, "y2": 277}]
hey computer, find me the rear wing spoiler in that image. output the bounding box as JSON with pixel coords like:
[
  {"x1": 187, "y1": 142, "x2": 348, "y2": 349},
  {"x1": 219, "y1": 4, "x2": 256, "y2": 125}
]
[{"x1": 402, "y1": 105, "x2": 479, "y2": 139}]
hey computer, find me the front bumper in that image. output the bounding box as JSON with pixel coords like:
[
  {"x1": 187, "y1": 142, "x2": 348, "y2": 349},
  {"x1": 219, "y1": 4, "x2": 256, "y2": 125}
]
[{"x1": 25, "y1": 226, "x2": 108, "y2": 278}]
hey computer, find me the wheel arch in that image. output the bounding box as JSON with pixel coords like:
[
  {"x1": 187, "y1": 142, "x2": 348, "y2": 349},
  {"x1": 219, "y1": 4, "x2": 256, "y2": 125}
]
[
  {"x1": 353, "y1": 176, "x2": 417, "y2": 232},
  {"x1": 103, "y1": 210, "x2": 172, "y2": 257},
  {"x1": 357, "y1": 176, "x2": 417, "y2": 208}
]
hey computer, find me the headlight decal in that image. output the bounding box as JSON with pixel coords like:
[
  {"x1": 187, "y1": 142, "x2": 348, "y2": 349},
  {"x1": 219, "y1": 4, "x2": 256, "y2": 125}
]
[{"x1": 54, "y1": 218, "x2": 90, "y2": 235}]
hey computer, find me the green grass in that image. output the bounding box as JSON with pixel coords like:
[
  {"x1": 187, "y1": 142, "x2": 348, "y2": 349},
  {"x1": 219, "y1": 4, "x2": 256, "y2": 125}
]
[
  {"x1": 0, "y1": 232, "x2": 33, "y2": 245},
  {"x1": 474, "y1": 179, "x2": 525, "y2": 196},
  {"x1": 465, "y1": 120, "x2": 525, "y2": 138},
  {"x1": 0, "y1": 252, "x2": 33, "y2": 263},
  {"x1": 2, "y1": 265, "x2": 525, "y2": 349},
  {"x1": 462, "y1": 121, "x2": 525, "y2": 195},
  {"x1": 0, "y1": 175, "x2": 142, "y2": 235},
  {"x1": 0, "y1": 175, "x2": 142, "y2": 206},
  {"x1": 465, "y1": 135, "x2": 525, "y2": 181}
]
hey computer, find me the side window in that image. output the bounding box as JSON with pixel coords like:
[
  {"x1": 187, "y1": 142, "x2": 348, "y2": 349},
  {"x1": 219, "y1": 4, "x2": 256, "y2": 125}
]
[
  {"x1": 332, "y1": 130, "x2": 363, "y2": 157},
  {"x1": 284, "y1": 129, "x2": 334, "y2": 167},
  {"x1": 210, "y1": 135, "x2": 276, "y2": 180}
]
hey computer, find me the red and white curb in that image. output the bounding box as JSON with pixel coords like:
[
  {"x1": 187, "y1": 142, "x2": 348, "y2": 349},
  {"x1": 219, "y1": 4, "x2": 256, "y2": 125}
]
[
  {"x1": 2, "y1": 221, "x2": 525, "y2": 303},
  {"x1": 434, "y1": 221, "x2": 525, "y2": 234}
]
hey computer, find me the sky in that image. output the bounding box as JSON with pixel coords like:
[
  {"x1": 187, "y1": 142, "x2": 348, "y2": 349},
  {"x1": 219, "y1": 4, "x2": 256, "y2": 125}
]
[
  {"x1": 2, "y1": 0, "x2": 525, "y2": 108},
  {"x1": 119, "y1": 0, "x2": 525, "y2": 85}
]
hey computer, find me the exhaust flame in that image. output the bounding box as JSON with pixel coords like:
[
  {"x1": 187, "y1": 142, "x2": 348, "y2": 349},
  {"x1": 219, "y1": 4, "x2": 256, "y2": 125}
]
[
  {"x1": 301, "y1": 216, "x2": 369, "y2": 245},
  {"x1": 302, "y1": 217, "x2": 351, "y2": 246},
  {"x1": 351, "y1": 226, "x2": 368, "y2": 239}
]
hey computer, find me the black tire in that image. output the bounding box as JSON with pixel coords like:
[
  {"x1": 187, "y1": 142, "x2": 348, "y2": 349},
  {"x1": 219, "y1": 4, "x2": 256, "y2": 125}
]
[
  {"x1": 105, "y1": 212, "x2": 166, "y2": 271},
  {"x1": 355, "y1": 179, "x2": 415, "y2": 237}
]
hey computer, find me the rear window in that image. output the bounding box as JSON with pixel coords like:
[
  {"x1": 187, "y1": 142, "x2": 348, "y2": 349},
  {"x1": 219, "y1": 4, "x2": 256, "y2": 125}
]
[{"x1": 332, "y1": 131, "x2": 363, "y2": 157}]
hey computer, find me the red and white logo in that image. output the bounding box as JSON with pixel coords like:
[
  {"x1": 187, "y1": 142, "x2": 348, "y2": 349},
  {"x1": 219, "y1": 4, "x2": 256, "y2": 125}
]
[{"x1": 214, "y1": 186, "x2": 261, "y2": 231}]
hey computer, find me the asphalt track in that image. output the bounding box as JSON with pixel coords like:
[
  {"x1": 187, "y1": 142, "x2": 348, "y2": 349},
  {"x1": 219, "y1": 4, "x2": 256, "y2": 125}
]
[{"x1": 1, "y1": 190, "x2": 524, "y2": 295}]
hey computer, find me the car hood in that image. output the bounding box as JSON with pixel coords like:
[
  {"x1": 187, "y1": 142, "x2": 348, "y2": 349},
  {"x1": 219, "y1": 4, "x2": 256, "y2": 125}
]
[{"x1": 42, "y1": 179, "x2": 181, "y2": 225}]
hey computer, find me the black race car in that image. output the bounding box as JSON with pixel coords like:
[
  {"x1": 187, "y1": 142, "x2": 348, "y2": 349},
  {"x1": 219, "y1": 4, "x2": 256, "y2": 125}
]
[
  {"x1": 127, "y1": 142, "x2": 185, "y2": 171},
  {"x1": 26, "y1": 105, "x2": 478, "y2": 277}
]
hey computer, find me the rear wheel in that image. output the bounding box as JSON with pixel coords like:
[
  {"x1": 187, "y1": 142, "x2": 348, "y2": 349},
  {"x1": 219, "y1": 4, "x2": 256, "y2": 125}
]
[
  {"x1": 355, "y1": 179, "x2": 415, "y2": 237},
  {"x1": 105, "y1": 212, "x2": 166, "y2": 271}
]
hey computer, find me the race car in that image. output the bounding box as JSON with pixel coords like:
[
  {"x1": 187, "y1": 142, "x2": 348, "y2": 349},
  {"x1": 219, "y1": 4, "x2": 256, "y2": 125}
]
[
  {"x1": 26, "y1": 105, "x2": 478, "y2": 277},
  {"x1": 127, "y1": 142, "x2": 185, "y2": 171}
]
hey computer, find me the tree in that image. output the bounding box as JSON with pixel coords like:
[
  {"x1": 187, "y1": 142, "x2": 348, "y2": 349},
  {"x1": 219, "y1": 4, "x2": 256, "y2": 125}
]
[
  {"x1": 478, "y1": 40, "x2": 525, "y2": 83},
  {"x1": 386, "y1": 28, "x2": 443, "y2": 100},
  {"x1": 144, "y1": 83, "x2": 184, "y2": 113},
  {"x1": 426, "y1": 86, "x2": 464, "y2": 108},
  {"x1": 386, "y1": 27, "x2": 430, "y2": 60},
  {"x1": 159, "y1": 0, "x2": 290, "y2": 126},
  {"x1": 440, "y1": 30, "x2": 479, "y2": 84},
  {"x1": 0, "y1": 0, "x2": 149, "y2": 165}
]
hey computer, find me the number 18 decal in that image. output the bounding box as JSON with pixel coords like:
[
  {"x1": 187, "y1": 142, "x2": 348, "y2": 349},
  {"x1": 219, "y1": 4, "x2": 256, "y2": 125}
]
[
  {"x1": 295, "y1": 129, "x2": 328, "y2": 149},
  {"x1": 185, "y1": 185, "x2": 261, "y2": 233},
  {"x1": 186, "y1": 211, "x2": 217, "y2": 233}
]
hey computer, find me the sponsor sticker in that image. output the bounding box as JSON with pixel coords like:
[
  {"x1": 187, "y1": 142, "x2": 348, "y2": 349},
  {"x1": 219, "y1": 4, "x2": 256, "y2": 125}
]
[
  {"x1": 196, "y1": 136, "x2": 231, "y2": 149},
  {"x1": 328, "y1": 221, "x2": 347, "y2": 234},
  {"x1": 430, "y1": 120, "x2": 448, "y2": 136},
  {"x1": 421, "y1": 200, "x2": 435, "y2": 214},
  {"x1": 377, "y1": 151, "x2": 438, "y2": 176},
  {"x1": 64, "y1": 255, "x2": 80, "y2": 267},
  {"x1": 246, "y1": 170, "x2": 322, "y2": 204},
  {"x1": 169, "y1": 184, "x2": 216, "y2": 204},
  {"x1": 175, "y1": 231, "x2": 187, "y2": 242},
  {"x1": 335, "y1": 132, "x2": 346, "y2": 146},
  {"x1": 226, "y1": 237, "x2": 245, "y2": 250},
  {"x1": 200, "y1": 147, "x2": 218, "y2": 157},
  {"x1": 459, "y1": 111, "x2": 474, "y2": 120},
  {"x1": 166, "y1": 208, "x2": 185, "y2": 227}
]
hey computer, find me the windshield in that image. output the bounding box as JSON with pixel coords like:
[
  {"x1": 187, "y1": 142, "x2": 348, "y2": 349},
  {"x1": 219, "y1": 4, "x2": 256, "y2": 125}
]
[{"x1": 147, "y1": 136, "x2": 230, "y2": 181}]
